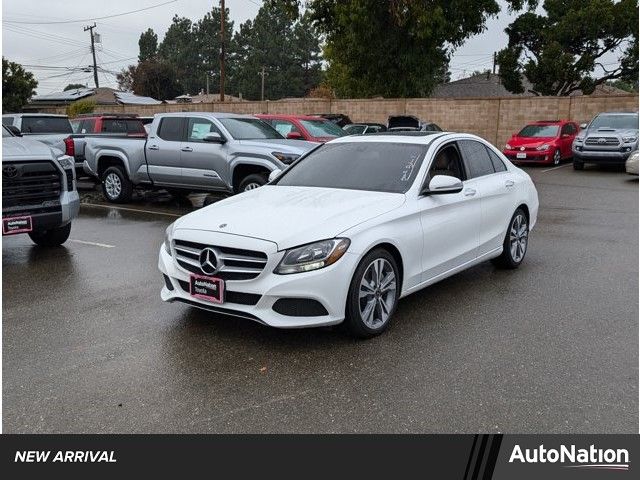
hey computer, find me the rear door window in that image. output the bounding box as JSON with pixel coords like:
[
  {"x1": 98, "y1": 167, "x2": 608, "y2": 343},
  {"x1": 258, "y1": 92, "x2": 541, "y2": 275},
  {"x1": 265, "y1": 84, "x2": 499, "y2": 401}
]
[
  {"x1": 485, "y1": 147, "x2": 507, "y2": 172},
  {"x1": 157, "y1": 117, "x2": 185, "y2": 141},
  {"x1": 21, "y1": 116, "x2": 72, "y2": 134},
  {"x1": 457, "y1": 139, "x2": 496, "y2": 179}
]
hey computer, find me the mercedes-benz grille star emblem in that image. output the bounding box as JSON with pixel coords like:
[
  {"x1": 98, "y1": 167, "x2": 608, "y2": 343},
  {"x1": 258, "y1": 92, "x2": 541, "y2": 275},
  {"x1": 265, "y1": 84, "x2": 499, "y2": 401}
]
[
  {"x1": 3, "y1": 165, "x2": 18, "y2": 178},
  {"x1": 199, "y1": 248, "x2": 219, "y2": 275}
]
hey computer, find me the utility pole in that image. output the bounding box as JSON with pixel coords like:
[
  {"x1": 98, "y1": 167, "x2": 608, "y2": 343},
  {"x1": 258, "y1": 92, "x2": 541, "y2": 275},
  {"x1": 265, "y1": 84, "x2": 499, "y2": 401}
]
[
  {"x1": 84, "y1": 23, "x2": 99, "y2": 88},
  {"x1": 220, "y1": 0, "x2": 225, "y2": 102},
  {"x1": 258, "y1": 66, "x2": 268, "y2": 101},
  {"x1": 492, "y1": 51, "x2": 497, "y2": 75}
]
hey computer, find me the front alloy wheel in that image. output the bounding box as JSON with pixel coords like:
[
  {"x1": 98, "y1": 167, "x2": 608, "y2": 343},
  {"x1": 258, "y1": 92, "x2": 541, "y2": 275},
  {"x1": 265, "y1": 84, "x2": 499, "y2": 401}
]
[{"x1": 345, "y1": 249, "x2": 400, "y2": 338}]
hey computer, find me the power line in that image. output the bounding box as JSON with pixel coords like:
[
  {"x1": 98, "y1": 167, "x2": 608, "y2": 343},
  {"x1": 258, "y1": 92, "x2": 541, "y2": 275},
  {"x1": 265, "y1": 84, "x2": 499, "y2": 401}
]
[{"x1": 2, "y1": 0, "x2": 178, "y2": 25}]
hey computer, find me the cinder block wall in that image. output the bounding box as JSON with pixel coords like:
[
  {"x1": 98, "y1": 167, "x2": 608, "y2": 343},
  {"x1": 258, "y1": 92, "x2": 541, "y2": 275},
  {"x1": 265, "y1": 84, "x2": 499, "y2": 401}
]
[{"x1": 35, "y1": 94, "x2": 638, "y2": 148}]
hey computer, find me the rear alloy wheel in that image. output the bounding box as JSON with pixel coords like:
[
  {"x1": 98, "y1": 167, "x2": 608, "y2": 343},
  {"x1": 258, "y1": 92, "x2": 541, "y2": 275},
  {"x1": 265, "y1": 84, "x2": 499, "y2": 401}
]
[
  {"x1": 553, "y1": 149, "x2": 561, "y2": 166},
  {"x1": 102, "y1": 166, "x2": 133, "y2": 203},
  {"x1": 344, "y1": 249, "x2": 400, "y2": 338},
  {"x1": 492, "y1": 208, "x2": 529, "y2": 269},
  {"x1": 238, "y1": 173, "x2": 268, "y2": 193}
]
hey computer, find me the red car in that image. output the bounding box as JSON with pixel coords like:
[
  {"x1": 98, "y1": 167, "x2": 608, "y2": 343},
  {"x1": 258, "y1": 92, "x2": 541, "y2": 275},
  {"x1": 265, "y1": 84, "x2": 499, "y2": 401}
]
[
  {"x1": 256, "y1": 114, "x2": 346, "y2": 143},
  {"x1": 70, "y1": 113, "x2": 146, "y2": 137},
  {"x1": 503, "y1": 120, "x2": 580, "y2": 165}
]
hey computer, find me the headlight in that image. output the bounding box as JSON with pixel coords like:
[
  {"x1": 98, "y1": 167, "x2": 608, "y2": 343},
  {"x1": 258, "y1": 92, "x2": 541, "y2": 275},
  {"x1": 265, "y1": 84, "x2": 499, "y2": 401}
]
[
  {"x1": 164, "y1": 223, "x2": 174, "y2": 255},
  {"x1": 274, "y1": 238, "x2": 350, "y2": 274},
  {"x1": 505, "y1": 143, "x2": 512, "y2": 150},
  {"x1": 56, "y1": 155, "x2": 74, "y2": 169},
  {"x1": 536, "y1": 144, "x2": 550, "y2": 151},
  {"x1": 574, "y1": 136, "x2": 584, "y2": 143},
  {"x1": 622, "y1": 136, "x2": 637, "y2": 143},
  {"x1": 272, "y1": 152, "x2": 300, "y2": 165}
]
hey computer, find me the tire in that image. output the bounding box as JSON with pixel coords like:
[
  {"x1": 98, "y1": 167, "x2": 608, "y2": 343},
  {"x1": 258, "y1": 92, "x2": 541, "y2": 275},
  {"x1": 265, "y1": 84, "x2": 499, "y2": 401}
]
[
  {"x1": 552, "y1": 149, "x2": 561, "y2": 166},
  {"x1": 28, "y1": 223, "x2": 71, "y2": 247},
  {"x1": 492, "y1": 208, "x2": 529, "y2": 269},
  {"x1": 573, "y1": 159, "x2": 584, "y2": 170},
  {"x1": 102, "y1": 165, "x2": 133, "y2": 203},
  {"x1": 202, "y1": 195, "x2": 217, "y2": 207},
  {"x1": 237, "y1": 173, "x2": 268, "y2": 193},
  {"x1": 344, "y1": 249, "x2": 400, "y2": 338}
]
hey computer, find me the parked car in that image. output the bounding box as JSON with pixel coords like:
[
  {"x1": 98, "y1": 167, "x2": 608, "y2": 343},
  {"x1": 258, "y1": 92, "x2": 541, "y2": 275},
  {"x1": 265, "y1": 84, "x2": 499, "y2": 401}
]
[
  {"x1": 2, "y1": 113, "x2": 73, "y2": 153},
  {"x1": 503, "y1": 120, "x2": 579, "y2": 165},
  {"x1": 311, "y1": 113, "x2": 352, "y2": 128},
  {"x1": 82, "y1": 112, "x2": 316, "y2": 203},
  {"x1": 159, "y1": 132, "x2": 538, "y2": 338},
  {"x1": 572, "y1": 112, "x2": 639, "y2": 170},
  {"x1": 256, "y1": 114, "x2": 346, "y2": 143},
  {"x1": 343, "y1": 123, "x2": 387, "y2": 135},
  {"x1": 2, "y1": 125, "x2": 79, "y2": 246},
  {"x1": 625, "y1": 150, "x2": 639, "y2": 175},
  {"x1": 387, "y1": 115, "x2": 442, "y2": 132},
  {"x1": 67, "y1": 114, "x2": 146, "y2": 177}
]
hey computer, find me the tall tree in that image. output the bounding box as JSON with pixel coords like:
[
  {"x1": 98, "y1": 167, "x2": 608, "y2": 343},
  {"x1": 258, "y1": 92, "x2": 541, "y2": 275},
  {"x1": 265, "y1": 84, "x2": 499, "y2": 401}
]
[
  {"x1": 2, "y1": 58, "x2": 38, "y2": 112},
  {"x1": 231, "y1": 1, "x2": 322, "y2": 100},
  {"x1": 64, "y1": 83, "x2": 86, "y2": 91},
  {"x1": 117, "y1": 60, "x2": 181, "y2": 100},
  {"x1": 138, "y1": 28, "x2": 158, "y2": 62},
  {"x1": 497, "y1": 0, "x2": 639, "y2": 96},
  {"x1": 193, "y1": 7, "x2": 235, "y2": 95}
]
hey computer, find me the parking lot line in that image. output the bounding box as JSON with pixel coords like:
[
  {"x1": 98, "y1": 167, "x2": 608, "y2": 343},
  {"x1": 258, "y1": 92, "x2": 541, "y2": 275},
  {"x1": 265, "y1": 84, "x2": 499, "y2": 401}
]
[
  {"x1": 69, "y1": 239, "x2": 115, "y2": 248},
  {"x1": 541, "y1": 163, "x2": 572, "y2": 173},
  {"x1": 81, "y1": 202, "x2": 182, "y2": 218}
]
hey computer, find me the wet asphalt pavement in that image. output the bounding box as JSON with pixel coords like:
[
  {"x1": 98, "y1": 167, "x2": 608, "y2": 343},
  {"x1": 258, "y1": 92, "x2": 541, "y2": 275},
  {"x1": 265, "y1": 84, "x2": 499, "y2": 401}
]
[{"x1": 2, "y1": 164, "x2": 638, "y2": 433}]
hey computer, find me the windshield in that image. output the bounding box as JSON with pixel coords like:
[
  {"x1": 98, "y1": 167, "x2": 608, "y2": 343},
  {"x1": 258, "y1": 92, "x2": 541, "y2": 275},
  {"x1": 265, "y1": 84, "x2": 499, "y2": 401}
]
[
  {"x1": 590, "y1": 114, "x2": 639, "y2": 130},
  {"x1": 518, "y1": 125, "x2": 559, "y2": 137},
  {"x1": 344, "y1": 125, "x2": 367, "y2": 135},
  {"x1": 299, "y1": 119, "x2": 346, "y2": 138},
  {"x1": 21, "y1": 116, "x2": 72, "y2": 134},
  {"x1": 219, "y1": 118, "x2": 283, "y2": 140},
  {"x1": 276, "y1": 142, "x2": 427, "y2": 193},
  {"x1": 2, "y1": 126, "x2": 13, "y2": 137}
]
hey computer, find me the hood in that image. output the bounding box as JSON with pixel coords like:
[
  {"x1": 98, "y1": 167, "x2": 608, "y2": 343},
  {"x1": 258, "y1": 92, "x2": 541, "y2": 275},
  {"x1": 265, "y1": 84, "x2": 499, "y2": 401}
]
[
  {"x1": 22, "y1": 133, "x2": 66, "y2": 154},
  {"x1": 236, "y1": 138, "x2": 318, "y2": 154},
  {"x1": 175, "y1": 185, "x2": 406, "y2": 250},
  {"x1": 388, "y1": 115, "x2": 420, "y2": 130},
  {"x1": 586, "y1": 127, "x2": 639, "y2": 137},
  {"x1": 2, "y1": 137, "x2": 56, "y2": 160},
  {"x1": 509, "y1": 136, "x2": 556, "y2": 147}
]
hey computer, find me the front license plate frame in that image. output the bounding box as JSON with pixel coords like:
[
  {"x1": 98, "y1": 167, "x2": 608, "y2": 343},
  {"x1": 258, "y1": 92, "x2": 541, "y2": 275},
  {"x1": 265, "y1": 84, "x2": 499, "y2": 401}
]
[
  {"x1": 189, "y1": 274, "x2": 224, "y2": 304},
  {"x1": 2, "y1": 216, "x2": 33, "y2": 235}
]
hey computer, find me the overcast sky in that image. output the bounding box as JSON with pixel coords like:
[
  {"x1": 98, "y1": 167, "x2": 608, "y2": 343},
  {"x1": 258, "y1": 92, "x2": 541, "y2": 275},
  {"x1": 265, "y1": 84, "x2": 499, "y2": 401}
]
[{"x1": 1, "y1": 0, "x2": 533, "y2": 95}]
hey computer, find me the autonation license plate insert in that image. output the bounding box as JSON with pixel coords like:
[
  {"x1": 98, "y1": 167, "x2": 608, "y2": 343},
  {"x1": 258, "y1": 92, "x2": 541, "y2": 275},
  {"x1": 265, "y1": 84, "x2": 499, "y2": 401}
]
[
  {"x1": 190, "y1": 274, "x2": 224, "y2": 304},
  {"x1": 2, "y1": 216, "x2": 33, "y2": 235},
  {"x1": 516, "y1": 152, "x2": 527, "y2": 159}
]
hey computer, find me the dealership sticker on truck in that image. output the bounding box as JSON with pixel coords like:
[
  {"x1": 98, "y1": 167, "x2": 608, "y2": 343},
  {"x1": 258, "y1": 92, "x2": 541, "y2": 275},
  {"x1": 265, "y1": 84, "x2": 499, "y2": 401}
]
[
  {"x1": 2, "y1": 216, "x2": 33, "y2": 235},
  {"x1": 190, "y1": 274, "x2": 224, "y2": 304}
]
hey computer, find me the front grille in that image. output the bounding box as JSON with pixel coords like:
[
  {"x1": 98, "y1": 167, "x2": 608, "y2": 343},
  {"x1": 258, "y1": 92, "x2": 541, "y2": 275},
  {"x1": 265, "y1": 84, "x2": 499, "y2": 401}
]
[
  {"x1": 585, "y1": 136, "x2": 620, "y2": 146},
  {"x1": 2, "y1": 161, "x2": 62, "y2": 209},
  {"x1": 173, "y1": 239, "x2": 268, "y2": 281},
  {"x1": 177, "y1": 279, "x2": 261, "y2": 305}
]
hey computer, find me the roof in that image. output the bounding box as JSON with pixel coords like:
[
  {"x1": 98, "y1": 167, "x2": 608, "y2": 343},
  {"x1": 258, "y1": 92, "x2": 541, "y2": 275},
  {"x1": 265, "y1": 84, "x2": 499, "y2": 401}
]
[
  {"x1": 3, "y1": 113, "x2": 68, "y2": 118},
  {"x1": 256, "y1": 114, "x2": 325, "y2": 120},
  {"x1": 432, "y1": 73, "x2": 534, "y2": 98},
  {"x1": 156, "y1": 112, "x2": 257, "y2": 119},
  {"x1": 29, "y1": 87, "x2": 161, "y2": 106}
]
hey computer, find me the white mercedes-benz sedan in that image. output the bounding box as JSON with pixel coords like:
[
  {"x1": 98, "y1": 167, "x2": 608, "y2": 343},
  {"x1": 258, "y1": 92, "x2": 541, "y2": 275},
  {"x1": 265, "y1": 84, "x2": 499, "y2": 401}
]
[{"x1": 159, "y1": 132, "x2": 539, "y2": 337}]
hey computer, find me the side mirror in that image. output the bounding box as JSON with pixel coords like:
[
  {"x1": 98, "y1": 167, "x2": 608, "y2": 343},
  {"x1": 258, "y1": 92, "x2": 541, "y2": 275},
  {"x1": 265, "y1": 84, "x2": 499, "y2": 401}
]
[
  {"x1": 6, "y1": 125, "x2": 21, "y2": 137},
  {"x1": 422, "y1": 175, "x2": 463, "y2": 195},
  {"x1": 561, "y1": 133, "x2": 570, "y2": 138},
  {"x1": 268, "y1": 169, "x2": 282, "y2": 182},
  {"x1": 286, "y1": 131, "x2": 303, "y2": 140},
  {"x1": 580, "y1": 123, "x2": 588, "y2": 130},
  {"x1": 203, "y1": 132, "x2": 225, "y2": 143}
]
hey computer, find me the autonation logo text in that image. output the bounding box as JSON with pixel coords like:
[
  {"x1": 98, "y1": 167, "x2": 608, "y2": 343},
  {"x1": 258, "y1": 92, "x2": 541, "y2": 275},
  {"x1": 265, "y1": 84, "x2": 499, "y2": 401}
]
[{"x1": 509, "y1": 444, "x2": 630, "y2": 471}]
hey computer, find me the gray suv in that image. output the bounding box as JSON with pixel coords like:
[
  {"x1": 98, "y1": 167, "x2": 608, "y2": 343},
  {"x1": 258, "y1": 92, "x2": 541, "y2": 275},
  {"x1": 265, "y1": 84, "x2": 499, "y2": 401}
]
[{"x1": 572, "y1": 112, "x2": 639, "y2": 170}]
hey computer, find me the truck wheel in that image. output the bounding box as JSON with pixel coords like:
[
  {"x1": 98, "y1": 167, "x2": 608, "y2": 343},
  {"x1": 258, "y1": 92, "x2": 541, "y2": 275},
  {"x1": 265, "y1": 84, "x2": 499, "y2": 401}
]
[
  {"x1": 238, "y1": 173, "x2": 268, "y2": 193},
  {"x1": 28, "y1": 223, "x2": 72, "y2": 247},
  {"x1": 102, "y1": 166, "x2": 133, "y2": 203}
]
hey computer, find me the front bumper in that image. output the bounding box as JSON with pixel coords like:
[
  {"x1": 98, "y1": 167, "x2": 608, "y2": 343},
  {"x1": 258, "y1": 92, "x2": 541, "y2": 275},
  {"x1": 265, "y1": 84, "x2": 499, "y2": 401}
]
[
  {"x1": 573, "y1": 148, "x2": 634, "y2": 164},
  {"x1": 158, "y1": 238, "x2": 359, "y2": 328},
  {"x1": 2, "y1": 191, "x2": 79, "y2": 235},
  {"x1": 503, "y1": 150, "x2": 553, "y2": 164}
]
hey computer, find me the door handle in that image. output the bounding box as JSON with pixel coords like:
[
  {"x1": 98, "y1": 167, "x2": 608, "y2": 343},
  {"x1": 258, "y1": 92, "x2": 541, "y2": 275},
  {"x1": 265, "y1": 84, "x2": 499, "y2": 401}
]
[
  {"x1": 181, "y1": 146, "x2": 193, "y2": 152},
  {"x1": 505, "y1": 180, "x2": 515, "y2": 188},
  {"x1": 148, "y1": 145, "x2": 159, "y2": 151},
  {"x1": 463, "y1": 188, "x2": 477, "y2": 197}
]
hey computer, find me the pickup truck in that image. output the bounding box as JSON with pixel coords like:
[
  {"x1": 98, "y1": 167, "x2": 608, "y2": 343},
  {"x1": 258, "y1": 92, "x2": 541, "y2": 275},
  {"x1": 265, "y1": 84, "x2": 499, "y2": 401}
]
[
  {"x1": 82, "y1": 112, "x2": 317, "y2": 203},
  {"x1": 2, "y1": 125, "x2": 79, "y2": 246},
  {"x1": 2, "y1": 113, "x2": 73, "y2": 154}
]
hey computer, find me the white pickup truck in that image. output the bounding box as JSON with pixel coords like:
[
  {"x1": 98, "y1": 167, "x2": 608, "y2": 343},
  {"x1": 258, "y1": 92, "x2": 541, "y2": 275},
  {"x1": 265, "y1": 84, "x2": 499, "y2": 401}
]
[{"x1": 81, "y1": 112, "x2": 317, "y2": 203}]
